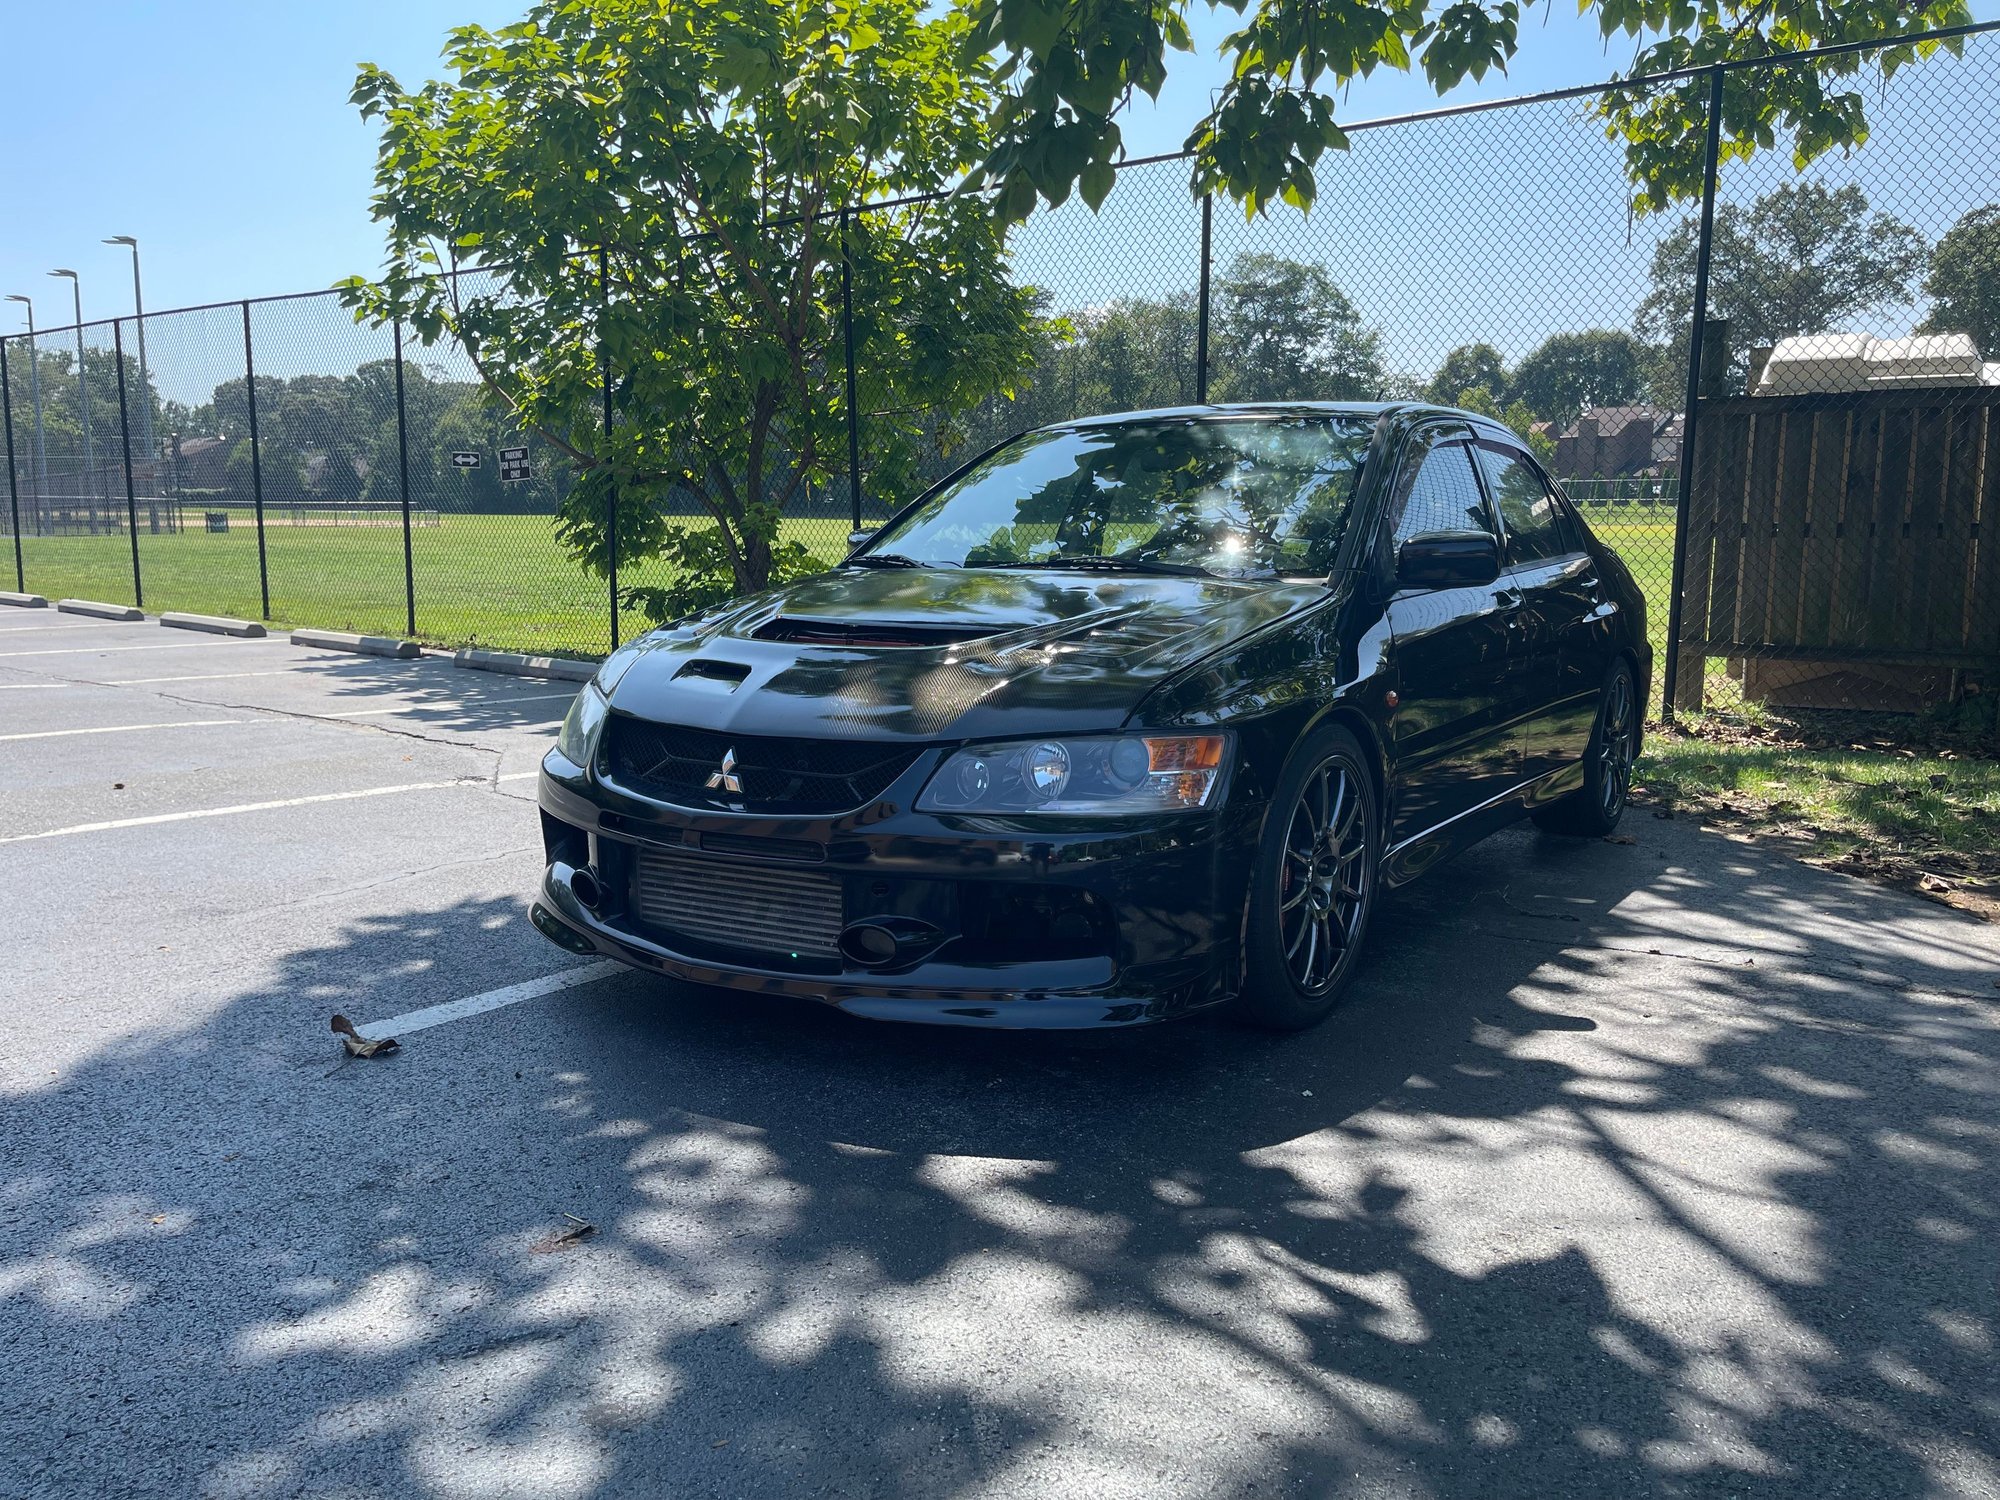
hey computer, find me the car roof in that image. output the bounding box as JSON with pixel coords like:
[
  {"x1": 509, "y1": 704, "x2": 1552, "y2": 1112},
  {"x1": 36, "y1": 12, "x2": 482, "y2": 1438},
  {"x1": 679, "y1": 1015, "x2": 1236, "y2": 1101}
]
[{"x1": 1038, "y1": 401, "x2": 1517, "y2": 438}]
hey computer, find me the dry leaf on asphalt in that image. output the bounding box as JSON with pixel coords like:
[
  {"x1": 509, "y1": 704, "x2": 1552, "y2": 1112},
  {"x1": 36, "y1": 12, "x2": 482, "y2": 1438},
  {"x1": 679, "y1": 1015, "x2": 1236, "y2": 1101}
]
[
  {"x1": 329, "y1": 1013, "x2": 400, "y2": 1059},
  {"x1": 1603, "y1": 834, "x2": 1638, "y2": 845},
  {"x1": 531, "y1": 1214, "x2": 598, "y2": 1254}
]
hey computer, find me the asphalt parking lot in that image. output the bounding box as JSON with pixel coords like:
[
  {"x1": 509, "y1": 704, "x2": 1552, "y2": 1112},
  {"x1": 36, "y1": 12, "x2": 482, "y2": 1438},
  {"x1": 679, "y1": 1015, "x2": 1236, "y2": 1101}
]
[{"x1": 3, "y1": 604, "x2": 1998, "y2": 1500}]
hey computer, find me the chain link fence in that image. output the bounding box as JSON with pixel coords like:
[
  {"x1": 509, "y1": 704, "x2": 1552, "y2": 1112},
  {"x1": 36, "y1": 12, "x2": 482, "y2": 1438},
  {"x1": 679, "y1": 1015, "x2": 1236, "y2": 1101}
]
[{"x1": 5, "y1": 26, "x2": 1997, "y2": 727}]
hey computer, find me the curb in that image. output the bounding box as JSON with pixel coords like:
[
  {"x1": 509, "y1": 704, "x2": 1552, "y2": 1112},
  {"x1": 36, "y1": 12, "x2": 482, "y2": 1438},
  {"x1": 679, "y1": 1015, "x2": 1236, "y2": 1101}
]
[
  {"x1": 162, "y1": 612, "x2": 267, "y2": 639},
  {"x1": 0, "y1": 591, "x2": 49, "y2": 608},
  {"x1": 291, "y1": 628, "x2": 421, "y2": 660},
  {"x1": 58, "y1": 598, "x2": 145, "y2": 622},
  {"x1": 453, "y1": 648, "x2": 597, "y2": 683}
]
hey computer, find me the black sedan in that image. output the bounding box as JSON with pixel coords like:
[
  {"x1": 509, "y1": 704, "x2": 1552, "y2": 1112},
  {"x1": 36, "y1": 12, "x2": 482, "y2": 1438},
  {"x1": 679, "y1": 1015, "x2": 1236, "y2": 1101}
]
[{"x1": 534, "y1": 402, "x2": 1649, "y2": 1030}]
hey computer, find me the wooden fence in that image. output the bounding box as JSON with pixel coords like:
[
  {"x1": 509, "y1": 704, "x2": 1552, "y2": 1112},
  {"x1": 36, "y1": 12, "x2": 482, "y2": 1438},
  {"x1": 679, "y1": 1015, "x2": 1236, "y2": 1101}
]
[{"x1": 1673, "y1": 386, "x2": 2000, "y2": 710}]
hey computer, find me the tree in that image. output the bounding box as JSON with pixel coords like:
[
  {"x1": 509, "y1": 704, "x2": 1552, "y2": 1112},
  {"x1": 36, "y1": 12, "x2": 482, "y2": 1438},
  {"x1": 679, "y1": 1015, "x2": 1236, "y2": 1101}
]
[
  {"x1": 1918, "y1": 204, "x2": 2000, "y2": 360},
  {"x1": 1635, "y1": 182, "x2": 1927, "y2": 395},
  {"x1": 1508, "y1": 330, "x2": 1646, "y2": 427},
  {"x1": 1211, "y1": 254, "x2": 1382, "y2": 403},
  {"x1": 1425, "y1": 343, "x2": 1507, "y2": 406},
  {"x1": 343, "y1": 0, "x2": 1045, "y2": 621},
  {"x1": 962, "y1": 0, "x2": 1971, "y2": 220},
  {"x1": 1452, "y1": 384, "x2": 1556, "y2": 465}
]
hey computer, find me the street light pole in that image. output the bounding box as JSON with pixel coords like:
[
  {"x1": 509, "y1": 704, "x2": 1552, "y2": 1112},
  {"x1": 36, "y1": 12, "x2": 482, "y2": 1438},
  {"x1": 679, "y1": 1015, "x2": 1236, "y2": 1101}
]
[
  {"x1": 4, "y1": 296, "x2": 48, "y2": 521},
  {"x1": 49, "y1": 270, "x2": 94, "y2": 511},
  {"x1": 104, "y1": 238, "x2": 153, "y2": 474}
]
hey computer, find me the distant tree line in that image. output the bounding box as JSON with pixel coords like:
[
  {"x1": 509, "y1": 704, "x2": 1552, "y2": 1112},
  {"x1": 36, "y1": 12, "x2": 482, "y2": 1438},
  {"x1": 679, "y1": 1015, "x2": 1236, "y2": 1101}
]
[{"x1": 9, "y1": 188, "x2": 1999, "y2": 511}]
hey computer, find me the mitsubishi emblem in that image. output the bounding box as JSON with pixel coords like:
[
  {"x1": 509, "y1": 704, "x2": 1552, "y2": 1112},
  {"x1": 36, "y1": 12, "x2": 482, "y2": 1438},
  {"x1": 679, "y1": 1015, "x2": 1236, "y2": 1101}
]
[{"x1": 705, "y1": 747, "x2": 743, "y2": 794}]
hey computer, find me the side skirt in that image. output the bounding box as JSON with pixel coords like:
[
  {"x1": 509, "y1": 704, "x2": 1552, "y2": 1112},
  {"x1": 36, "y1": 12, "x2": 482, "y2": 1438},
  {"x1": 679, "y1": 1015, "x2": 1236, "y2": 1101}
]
[{"x1": 1379, "y1": 759, "x2": 1587, "y2": 888}]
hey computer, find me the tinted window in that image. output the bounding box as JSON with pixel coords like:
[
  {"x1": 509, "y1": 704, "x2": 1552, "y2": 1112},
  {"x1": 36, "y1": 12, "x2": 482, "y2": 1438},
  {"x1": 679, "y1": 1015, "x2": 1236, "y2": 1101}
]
[
  {"x1": 1476, "y1": 443, "x2": 1572, "y2": 565},
  {"x1": 1391, "y1": 429, "x2": 1492, "y2": 549}
]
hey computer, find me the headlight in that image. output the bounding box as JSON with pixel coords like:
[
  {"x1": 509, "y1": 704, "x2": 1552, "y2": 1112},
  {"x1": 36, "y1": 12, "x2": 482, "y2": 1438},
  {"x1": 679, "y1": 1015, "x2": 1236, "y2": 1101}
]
[
  {"x1": 554, "y1": 682, "x2": 609, "y2": 767},
  {"x1": 917, "y1": 733, "x2": 1228, "y2": 815}
]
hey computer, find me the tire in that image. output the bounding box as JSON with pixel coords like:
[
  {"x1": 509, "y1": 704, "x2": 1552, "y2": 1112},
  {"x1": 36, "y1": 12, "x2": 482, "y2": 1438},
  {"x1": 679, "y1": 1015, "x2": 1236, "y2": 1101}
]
[
  {"x1": 1530, "y1": 659, "x2": 1638, "y2": 838},
  {"x1": 1237, "y1": 725, "x2": 1381, "y2": 1031}
]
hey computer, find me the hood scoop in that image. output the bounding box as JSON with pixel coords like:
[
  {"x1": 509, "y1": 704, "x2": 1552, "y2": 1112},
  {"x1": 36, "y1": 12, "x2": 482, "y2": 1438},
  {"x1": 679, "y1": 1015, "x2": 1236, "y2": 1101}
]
[
  {"x1": 751, "y1": 617, "x2": 998, "y2": 649},
  {"x1": 673, "y1": 657, "x2": 751, "y2": 688}
]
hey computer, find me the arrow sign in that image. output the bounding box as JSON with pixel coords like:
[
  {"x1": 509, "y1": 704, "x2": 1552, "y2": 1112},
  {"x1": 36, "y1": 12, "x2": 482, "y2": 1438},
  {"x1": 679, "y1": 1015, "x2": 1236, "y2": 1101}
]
[{"x1": 450, "y1": 451, "x2": 482, "y2": 469}]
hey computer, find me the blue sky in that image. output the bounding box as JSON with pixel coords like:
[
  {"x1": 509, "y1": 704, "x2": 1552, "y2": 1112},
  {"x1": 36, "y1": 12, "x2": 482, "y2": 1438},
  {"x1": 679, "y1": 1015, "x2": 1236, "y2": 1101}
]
[
  {"x1": 0, "y1": 0, "x2": 1924, "y2": 322},
  {"x1": 3, "y1": 0, "x2": 1996, "y2": 385}
]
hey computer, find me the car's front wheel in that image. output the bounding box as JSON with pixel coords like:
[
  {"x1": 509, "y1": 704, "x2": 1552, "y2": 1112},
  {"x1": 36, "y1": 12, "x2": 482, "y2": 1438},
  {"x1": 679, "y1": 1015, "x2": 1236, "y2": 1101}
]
[{"x1": 1238, "y1": 725, "x2": 1380, "y2": 1031}]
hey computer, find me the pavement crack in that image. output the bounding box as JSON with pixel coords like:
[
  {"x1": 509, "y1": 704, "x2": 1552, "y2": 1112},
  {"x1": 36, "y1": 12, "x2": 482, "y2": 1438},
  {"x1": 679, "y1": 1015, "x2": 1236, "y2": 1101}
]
[{"x1": 145, "y1": 687, "x2": 511, "y2": 760}]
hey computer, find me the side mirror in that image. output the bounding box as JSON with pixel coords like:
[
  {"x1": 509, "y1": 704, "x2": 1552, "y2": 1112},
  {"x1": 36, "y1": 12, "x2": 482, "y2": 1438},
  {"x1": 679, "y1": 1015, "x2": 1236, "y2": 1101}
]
[
  {"x1": 1396, "y1": 530, "x2": 1500, "y2": 590},
  {"x1": 846, "y1": 528, "x2": 876, "y2": 550}
]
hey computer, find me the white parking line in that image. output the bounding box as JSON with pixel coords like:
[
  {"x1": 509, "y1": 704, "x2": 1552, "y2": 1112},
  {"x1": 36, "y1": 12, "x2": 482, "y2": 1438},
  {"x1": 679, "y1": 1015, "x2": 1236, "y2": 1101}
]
[
  {"x1": 0, "y1": 641, "x2": 285, "y2": 658},
  {"x1": 0, "y1": 770, "x2": 543, "y2": 844},
  {"x1": 0, "y1": 621, "x2": 126, "y2": 633},
  {"x1": 108, "y1": 669, "x2": 305, "y2": 685},
  {"x1": 356, "y1": 960, "x2": 626, "y2": 1040},
  {"x1": 0, "y1": 719, "x2": 250, "y2": 743},
  {"x1": 0, "y1": 778, "x2": 479, "y2": 844},
  {"x1": 0, "y1": 670, "x2": 303, "y2": 689}
]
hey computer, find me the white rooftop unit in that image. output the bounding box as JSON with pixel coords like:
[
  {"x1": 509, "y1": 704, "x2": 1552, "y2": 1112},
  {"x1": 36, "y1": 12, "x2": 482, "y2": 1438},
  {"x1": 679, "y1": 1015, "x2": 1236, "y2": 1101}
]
[
  {"x1": 1753, "y1": 332, "x2": 1989, "y2": 395},
  {"x1": 1863, "y1": 333, "x2": 1983, "y2": 387},
  {"x1": 1754, "y1": 333, "x2": 1874, "y2": 394}
]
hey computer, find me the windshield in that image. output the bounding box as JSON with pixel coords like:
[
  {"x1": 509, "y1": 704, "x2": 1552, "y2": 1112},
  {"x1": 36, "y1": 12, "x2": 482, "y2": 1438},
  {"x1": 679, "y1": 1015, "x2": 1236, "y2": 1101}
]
[{"x1": 864, "y1": 416, "x2": 1373, "y2": 577}]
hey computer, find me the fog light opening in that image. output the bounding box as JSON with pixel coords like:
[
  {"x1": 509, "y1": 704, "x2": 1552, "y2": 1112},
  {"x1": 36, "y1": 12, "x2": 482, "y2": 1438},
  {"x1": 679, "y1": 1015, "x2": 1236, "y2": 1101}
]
[{"x1": 838, "y1": 916, "x2": 946, "y2": 970}]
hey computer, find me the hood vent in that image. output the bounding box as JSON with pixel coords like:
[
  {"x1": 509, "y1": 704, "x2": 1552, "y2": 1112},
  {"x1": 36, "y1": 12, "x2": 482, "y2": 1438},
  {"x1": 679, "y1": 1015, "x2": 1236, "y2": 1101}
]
[
  {"x1": 751, "y1": 617, "x2": 995, "y2": 649},
  {"x1": 674, "y1": 657, "x2": 751, "y2": 688}
]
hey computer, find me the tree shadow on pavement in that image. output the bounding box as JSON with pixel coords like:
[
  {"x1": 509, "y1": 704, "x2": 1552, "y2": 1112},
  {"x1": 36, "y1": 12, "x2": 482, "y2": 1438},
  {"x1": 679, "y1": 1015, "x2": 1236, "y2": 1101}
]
[{"x1": 2, "y1": 820, "x2": 1996, "y2": 1498}]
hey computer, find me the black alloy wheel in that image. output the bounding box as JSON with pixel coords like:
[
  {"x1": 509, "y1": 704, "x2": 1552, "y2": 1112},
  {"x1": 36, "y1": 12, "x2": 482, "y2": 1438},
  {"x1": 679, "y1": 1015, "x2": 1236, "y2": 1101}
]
[
  {"x1": 1533, "y1": 659, "x2": 1638, "y2": 837},
  {"x1": 1240, "y1": 725, "x2": 1379, "y2": 1030}
]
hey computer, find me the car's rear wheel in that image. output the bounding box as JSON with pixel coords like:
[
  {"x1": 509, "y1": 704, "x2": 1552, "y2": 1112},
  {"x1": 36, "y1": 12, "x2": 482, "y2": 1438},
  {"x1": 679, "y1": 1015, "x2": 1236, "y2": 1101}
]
[
  {"x1": 1238, "y1": 725, "x2": 1379, "y2": 1031},
  {"x1": 1531, "y1": 659, "x2": 1637, "y2": 837}
]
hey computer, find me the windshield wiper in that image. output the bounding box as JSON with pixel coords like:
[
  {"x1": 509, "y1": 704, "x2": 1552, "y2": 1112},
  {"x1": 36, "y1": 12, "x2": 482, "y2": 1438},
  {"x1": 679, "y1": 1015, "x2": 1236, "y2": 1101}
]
[
  {"x1": 845, "y1": 553, "x2": 935, "y2": 569},
  {"x1": 978, "y1": 554, "x2": 1212, "y2": 577}
]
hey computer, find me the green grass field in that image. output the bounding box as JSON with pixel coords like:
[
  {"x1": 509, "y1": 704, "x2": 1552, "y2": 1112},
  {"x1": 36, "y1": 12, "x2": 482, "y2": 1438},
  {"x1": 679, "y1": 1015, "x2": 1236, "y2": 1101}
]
[
  {"x1": 1584, "y1": 508, "x2": 1677, "y2": 681},
  {"x1": 12, "y1": 511, "x2": 866, "y2": 660},
  {"x1": 10, "y1": 501, "x2": 1685, "y2": 684}
]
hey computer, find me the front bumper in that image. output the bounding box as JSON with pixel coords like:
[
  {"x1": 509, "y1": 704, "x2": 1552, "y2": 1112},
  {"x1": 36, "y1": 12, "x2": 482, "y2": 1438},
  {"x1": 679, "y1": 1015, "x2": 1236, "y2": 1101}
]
[{"x1": 532, "y1": 749, "x2": 1255, "y2": 1029}]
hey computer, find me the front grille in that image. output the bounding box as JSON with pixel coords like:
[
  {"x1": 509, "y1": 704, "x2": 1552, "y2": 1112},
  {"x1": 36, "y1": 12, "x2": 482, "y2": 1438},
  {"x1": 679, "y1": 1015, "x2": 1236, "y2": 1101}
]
[
  {"x1": 605, "y1": 715, "x2": 925, "y2": 814},
  {"x1": 630, "y1": 845, "x2": 845, "y2": 959}
]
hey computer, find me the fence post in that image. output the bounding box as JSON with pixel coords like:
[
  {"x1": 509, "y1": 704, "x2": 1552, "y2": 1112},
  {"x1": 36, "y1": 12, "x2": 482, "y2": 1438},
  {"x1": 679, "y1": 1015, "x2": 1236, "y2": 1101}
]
[
  {"x1": 842, "y1": 208, "x2": 863, "y2": 535},
  {"x1": 113, "y1": 320, "x2": 143, "y2": 608},
  {"x1": 1195, "y1": 192, "x2": 1213, "y2": 404},
  {"x1": 2, "y1": 338, "x2": 23, "y2": 592},
  {"x1": 1661, "y1": 65, "x2": 1726, "y2": 722},
  {"x1": 599, "y1": 247, "x2": 619, "y2": 652},
  {"x1": 241, "y1": 303, "x2": 271, "y2": 620},
  {"x1": 393, "y1": 320, "x2": 416, "y2": 639}
]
